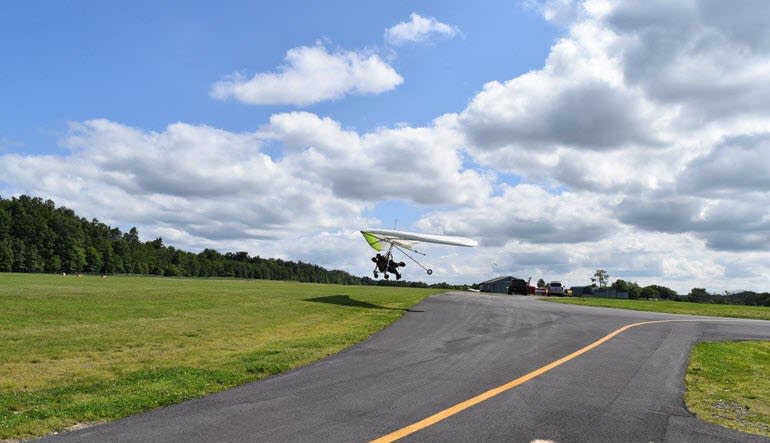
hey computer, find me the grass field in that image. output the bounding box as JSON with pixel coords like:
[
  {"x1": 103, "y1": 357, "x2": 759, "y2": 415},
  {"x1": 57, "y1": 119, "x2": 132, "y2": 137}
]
[
  {"x1": 686, "y1": 341, "x2": 770, "y2": 437},
  {"x1": 0, "y1": 273, "x2": 444, "y2": 440},
  {"x1": 541, "y1": 297, "x2": 770, "y2": 320}
]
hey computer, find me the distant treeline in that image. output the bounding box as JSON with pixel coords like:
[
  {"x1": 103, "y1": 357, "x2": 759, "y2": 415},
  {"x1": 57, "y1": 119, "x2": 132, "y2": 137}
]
[
  {"x1": 685, "y1": 287, "x2": 770, "y2": 307},
  {"x1": 0, "y1": 195, "x2": 461, "y2": 288},
  {"x1": 609, "y1": 279, "x2": 770, "y2": 307}
]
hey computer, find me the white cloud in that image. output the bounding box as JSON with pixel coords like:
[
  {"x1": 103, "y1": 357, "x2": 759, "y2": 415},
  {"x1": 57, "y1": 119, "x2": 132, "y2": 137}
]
[
  {"x1": 0, "y1": 119, "x2": 366, "y2": 249},
  {"x1": 456, "y1": 0, "x2": 770, "y2": 199},
  {"x1": 455, "y1": 1, "x2": 770, "y2": 195},
  {"x1": 416, "y1": 184, "x2": 618, "y2": 246},
  {"x1": 385, "y1": 13, "x2": 459, "y2": 46},
  {"x1": 9, "y1": 0, "x2": 770, "y2": 293},
  {"x1": 606, "y1": 0, "x2": 770, "y2": 123},
  {"x1": 0, "y1": 114, "x2": 490, "y2": 265},
  {"x1": 414, "y1": 218, "x2": 768, "y2": 294},
  {"x1": 524, "y1": 0, "x2": 586, "y2": 27},
  {"x1": 260, "y1": 111, "x2": 492, "y2": 206},
  {"x1": 210, "y1": 44, "x2": 403, "y2": 106},
  {"x1": 439, "y1": 0, "x2": 770, "y2": 289},
  {"x1": 678, "y1": 134, "x2": 770, "y2": 195},
  {"x1": 458, "y1": 17, "x2": 675, "y2": 158}
]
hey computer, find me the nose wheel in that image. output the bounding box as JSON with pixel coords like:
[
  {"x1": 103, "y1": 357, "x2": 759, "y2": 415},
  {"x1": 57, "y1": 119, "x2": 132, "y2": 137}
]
[{"x1": 427, "y1": 269, "x2": 433, "y2": 275}]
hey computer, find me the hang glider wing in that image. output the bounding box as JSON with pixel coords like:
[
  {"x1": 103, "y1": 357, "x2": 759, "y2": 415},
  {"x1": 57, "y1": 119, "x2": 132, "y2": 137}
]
[{"x1": 360, "y1": 229, "x2": 477, "y2": 252}]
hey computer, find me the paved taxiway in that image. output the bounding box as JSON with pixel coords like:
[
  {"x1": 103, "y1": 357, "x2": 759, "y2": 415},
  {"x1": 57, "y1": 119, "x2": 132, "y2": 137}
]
[{"x1": 41, "y1": 292, "x2": 770, "y2": 442}]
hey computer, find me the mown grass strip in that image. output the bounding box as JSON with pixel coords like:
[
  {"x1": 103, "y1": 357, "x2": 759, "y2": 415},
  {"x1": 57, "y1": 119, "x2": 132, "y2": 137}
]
[
  {"x1": 685, "y1": 341, "x2": 770, "y2": 437},
  {"x1": 541, "y1": 297, "x2": 770, "y2": 320},
  {"x1": 0, "y1": 273, "x2": 443, "y2": 440}
]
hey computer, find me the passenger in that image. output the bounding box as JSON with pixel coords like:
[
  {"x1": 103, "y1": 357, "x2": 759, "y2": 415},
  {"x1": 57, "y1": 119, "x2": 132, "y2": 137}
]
[{"x1": 387, "y1": 258, "x2": 405, "y2": 280}]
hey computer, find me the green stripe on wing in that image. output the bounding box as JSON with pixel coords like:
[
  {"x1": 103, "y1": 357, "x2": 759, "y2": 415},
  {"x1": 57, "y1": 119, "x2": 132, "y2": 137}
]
[{"x1": 361, "y1": 231, "x2": 383, "y2": 252}]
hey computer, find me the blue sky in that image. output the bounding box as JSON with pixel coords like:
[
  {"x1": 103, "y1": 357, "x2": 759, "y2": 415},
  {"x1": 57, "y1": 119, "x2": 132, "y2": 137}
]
[
  {"x1": 3, "y1": 1, "x2": 770, "y2": 293},
  {"x1": 1, "y1": 1, "x2": 556, "y2": 154}
]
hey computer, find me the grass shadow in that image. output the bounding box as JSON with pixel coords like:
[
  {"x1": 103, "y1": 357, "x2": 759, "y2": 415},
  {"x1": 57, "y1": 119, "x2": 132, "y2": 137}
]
[{"x1": 304, "y1": 295, "x2": 423, "y2": 312}]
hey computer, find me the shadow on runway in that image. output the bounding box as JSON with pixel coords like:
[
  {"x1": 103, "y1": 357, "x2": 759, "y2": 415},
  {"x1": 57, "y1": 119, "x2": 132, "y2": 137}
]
[{"x1": 304, "y1": 295, "x2": 423, "y2": 312}]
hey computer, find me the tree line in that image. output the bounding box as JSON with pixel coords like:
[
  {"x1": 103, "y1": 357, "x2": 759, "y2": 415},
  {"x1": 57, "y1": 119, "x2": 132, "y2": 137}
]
[
  {"x1": 605, "y1": 273, "x2": 770, "y2": 307},
  {"x1": 0, "y1": 195, "x2": 461, "y2": 288}
]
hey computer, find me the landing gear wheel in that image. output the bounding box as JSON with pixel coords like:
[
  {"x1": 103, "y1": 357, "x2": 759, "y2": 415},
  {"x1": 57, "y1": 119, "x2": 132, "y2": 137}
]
[
  {"x1": 384, "y1": 274, "x2": 389, "y2": 279},
  {"x1": 427, "y1": 269, "x2": 433, "y2": 275},
  {"x1": 373, "y1": 271, "x2": 378, "y2": 278},
  {"x1": 398, "y1": 261, "x2": 405, "y2": 267}
]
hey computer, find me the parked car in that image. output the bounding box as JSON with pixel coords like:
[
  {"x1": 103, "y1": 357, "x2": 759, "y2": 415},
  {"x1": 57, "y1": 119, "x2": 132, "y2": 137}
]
[
  {"x1": 534, "y1": 287, "x2": 547, "y2": 296},
  {"x1": 546, "y1": 281, "x2": 565, "y2": 296}
]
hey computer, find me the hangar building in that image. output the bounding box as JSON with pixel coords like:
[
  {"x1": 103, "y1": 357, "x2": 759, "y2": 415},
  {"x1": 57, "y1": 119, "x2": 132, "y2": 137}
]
[{"x1": 479, "y1": 276, "x2": 515, "y2": 293}]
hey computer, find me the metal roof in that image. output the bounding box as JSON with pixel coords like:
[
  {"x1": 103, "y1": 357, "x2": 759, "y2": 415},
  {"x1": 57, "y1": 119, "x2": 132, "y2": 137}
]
[{"x1": 480, "y1": 275, "x2": 514, "y2": 285}]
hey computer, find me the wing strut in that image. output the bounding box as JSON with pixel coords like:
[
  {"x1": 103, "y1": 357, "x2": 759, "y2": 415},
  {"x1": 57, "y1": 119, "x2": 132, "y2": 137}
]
[{"x1": 393, "y1": 244, "x2": 433, "y2": 275}]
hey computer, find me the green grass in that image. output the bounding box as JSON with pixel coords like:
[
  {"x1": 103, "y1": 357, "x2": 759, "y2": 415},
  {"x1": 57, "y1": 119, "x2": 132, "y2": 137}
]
[
  {"x1": 0, "y1": 273, "x2": 444, "y2": 440},
  {"x1": 686, "y1": 341, "x2": 770, "y2": 437},
  {"x1": 541, "y1": 297, "x2": 770, "y2": 320}
]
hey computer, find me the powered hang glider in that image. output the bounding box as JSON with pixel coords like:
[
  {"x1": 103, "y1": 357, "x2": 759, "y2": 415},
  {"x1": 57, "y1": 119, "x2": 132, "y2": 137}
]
[{"x1": 360, "y1": 229, "x2": 477, "y2": 280}]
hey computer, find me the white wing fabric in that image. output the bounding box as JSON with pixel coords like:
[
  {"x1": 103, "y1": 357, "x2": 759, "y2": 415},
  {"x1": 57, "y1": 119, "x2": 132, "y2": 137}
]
[{"x1": 360, "y1": 229, "x2": 477, "y2": 252}]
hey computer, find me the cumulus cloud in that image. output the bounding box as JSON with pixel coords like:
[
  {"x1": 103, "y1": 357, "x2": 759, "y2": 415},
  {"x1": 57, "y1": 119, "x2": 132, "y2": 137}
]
[
  {"x1": 454, "y1": 21, "x2": 686, "y2": 206},
  {"x1": 678, "y1": 134, "x2": 770, "y2": 195},
  {"x1": 457, "y1": 0, "x2": 770, "y2": 192},
  {"x1": 439, "y1": 0, "x2": 770, "y2": 288},
  {"x1": 62, "y1": 119, "x2": 272, "y2": 198},
  {"x1": 260, "y1": 111, "x2": 492, "y2": 205},
  {"x1": 210, "y1": 44, "x2": 403, "y2": 106},
  {"x1": 385, "y1": 13, "x2": 459, "y2": 46},
  {"x1": 416, "y1": 184, "x2": 618, "y2": 246},
  {"x1": 461, "y1": 77, "x2": 661, "y2": 151},
  {"x1": 455, "y1": 3, "x2": 770, "y2": 204},
  {"x1": 615, "y1": 194, "x2": 770, "y2": 252},
  {"x1": 0, "y1": 114, "x2": 490, "y2": 262},
  {"x1": 0, "y1": 119, "x2": 366, "y2": 249},
  {"x1": 607, "y1": 0, "x2": 770, "y2": 121}
]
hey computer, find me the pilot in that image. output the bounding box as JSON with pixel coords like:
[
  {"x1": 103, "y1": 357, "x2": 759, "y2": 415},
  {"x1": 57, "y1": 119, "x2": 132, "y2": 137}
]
[
  {"x1": 386, "y1": 257, "x2": 405, "y2": 280},
  {"x1": 371, "y1": 254, "x2": 388, "y2": 273}
]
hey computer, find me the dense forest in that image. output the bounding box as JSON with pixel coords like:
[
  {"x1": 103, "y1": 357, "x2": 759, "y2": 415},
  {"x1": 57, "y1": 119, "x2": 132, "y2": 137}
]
[{"x1": 0, "y1": 195, "x2": 459, "y2": 288}]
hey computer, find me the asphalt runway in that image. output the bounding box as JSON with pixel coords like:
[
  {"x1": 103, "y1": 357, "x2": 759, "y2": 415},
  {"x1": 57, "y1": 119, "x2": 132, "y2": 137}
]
[{"x1": 41, "y1": 292, "x2": 770, "y2": 443}]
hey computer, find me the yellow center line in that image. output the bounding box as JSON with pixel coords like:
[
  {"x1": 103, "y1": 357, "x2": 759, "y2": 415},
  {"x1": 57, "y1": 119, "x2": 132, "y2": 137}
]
[{"x1": 370, "y1": 319, "x2": 677, "y2": 443}]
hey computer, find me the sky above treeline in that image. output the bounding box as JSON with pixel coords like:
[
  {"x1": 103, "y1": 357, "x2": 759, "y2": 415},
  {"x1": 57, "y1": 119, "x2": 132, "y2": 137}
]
[{"x1": 2, "y1": 0, "x2": 770, "y2": 293}]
